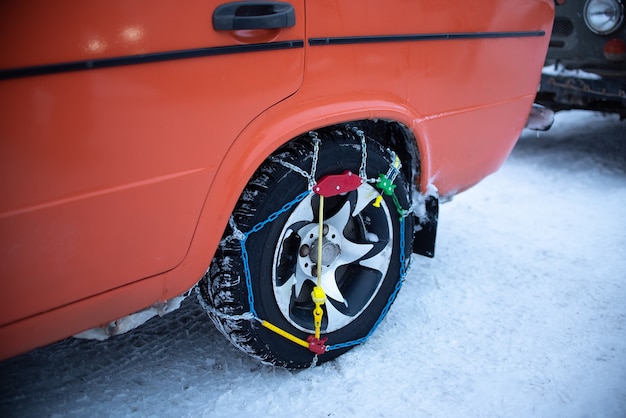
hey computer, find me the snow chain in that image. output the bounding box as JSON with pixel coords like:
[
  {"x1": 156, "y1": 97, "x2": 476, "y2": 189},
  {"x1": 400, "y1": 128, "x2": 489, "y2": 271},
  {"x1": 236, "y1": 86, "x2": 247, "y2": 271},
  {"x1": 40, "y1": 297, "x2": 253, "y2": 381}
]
[{"x1": 236, "y1": 129, "x2": 410, "y2": 358}]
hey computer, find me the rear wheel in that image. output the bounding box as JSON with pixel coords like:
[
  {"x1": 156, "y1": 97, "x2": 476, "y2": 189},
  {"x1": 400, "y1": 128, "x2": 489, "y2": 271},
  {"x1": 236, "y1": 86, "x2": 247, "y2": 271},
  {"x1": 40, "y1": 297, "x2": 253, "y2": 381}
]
[{"x1": 197, "y1": 127, "x2": 413, "y2": 368}]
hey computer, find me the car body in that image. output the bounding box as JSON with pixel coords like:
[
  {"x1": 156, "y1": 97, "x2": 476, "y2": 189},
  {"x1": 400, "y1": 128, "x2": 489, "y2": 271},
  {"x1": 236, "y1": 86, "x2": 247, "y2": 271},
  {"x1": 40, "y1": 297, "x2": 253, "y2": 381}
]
[
  {"x1": 536, "y1": 0, "x2": 626, "y2": 118},
  {"x1": 0, "y1": 0, "x2": 554, "y2": 364}
]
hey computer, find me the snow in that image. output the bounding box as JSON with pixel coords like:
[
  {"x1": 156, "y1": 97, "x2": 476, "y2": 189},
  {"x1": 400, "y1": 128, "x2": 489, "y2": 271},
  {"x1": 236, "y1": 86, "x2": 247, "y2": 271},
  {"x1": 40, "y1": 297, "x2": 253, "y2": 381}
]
[
  {"x1": 1, "y1": 110, "x2": 625, "y2": 417},
  {"x1": 73, "y1": 294, "x2": 188, "y2": 341},
  {"x1": 542, "y1": 63, "x2": 603, "y2": 80}
]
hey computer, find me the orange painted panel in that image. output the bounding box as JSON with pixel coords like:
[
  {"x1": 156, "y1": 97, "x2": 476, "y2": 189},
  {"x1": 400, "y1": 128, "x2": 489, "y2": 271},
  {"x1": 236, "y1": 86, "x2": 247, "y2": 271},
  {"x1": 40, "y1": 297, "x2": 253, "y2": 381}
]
[
  {"x1": 0, "y1": 0, "x2": 554, "y2": 360},
  {"x1": 0, "y1": 1, "x2": 305, "y2": 328},
  {"x1": 0, "y1": 0, "x2": 304, "y2": 69}
]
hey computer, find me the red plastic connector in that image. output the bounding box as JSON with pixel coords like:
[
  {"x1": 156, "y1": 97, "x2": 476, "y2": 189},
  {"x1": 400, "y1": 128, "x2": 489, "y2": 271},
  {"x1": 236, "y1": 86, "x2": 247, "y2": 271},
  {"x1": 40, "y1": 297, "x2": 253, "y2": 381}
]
[
  {"x1": 314, "y1": 171, "x2": 363, "y2": 197},
  {"x1": 306, "y1": 335, "x2": 328, "y2": 354}
]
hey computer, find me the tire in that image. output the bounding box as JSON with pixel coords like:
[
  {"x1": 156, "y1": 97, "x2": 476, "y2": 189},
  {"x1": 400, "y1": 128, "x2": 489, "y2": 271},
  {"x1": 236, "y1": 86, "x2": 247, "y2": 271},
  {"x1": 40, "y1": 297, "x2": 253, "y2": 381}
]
[{"x1": 197, "y1": 126, "x2": 414, "y2": 368}]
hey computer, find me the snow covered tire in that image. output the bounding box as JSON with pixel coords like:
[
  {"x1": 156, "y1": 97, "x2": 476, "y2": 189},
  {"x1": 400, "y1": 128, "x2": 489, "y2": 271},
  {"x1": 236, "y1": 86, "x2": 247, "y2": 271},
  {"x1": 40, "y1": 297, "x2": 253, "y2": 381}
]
[{"x1": 197, "y1": 126, "x2": 413, "y2": 368}]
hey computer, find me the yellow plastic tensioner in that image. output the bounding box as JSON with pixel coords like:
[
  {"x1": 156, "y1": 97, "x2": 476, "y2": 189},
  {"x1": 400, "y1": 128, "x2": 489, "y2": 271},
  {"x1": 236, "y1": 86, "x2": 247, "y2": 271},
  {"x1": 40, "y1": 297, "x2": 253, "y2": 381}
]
[
  {"x1": 312, "y1": 195, "x2": 327, "y2": 340},
  {"x1": 261, "y1": 320, "x2": 310, "y2": 349},
  {"x1": 311, "y1": 285, "x2": 326, "y2": 339}
]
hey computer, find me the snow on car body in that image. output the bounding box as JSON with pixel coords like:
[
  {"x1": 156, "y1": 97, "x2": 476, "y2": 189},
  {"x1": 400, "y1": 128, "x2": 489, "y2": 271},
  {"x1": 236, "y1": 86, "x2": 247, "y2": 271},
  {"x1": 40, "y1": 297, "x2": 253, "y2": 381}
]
[
  {"x1": 0, "y1": 0, "x2": 554, "y2": 367},
  {"x1": 536, "y1": 0, "x2": 626, "y2": 118}
]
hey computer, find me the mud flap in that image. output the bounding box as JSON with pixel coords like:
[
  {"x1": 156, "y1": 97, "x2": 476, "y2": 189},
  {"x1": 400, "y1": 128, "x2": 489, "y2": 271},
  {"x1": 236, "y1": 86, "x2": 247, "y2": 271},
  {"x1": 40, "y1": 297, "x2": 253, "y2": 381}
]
[
  {"x1": 412, "y1": 195, "x2": 438, "y2": 258},
  {"x1": 525, "y1": 104, "x2": 555, "y2": 131}
]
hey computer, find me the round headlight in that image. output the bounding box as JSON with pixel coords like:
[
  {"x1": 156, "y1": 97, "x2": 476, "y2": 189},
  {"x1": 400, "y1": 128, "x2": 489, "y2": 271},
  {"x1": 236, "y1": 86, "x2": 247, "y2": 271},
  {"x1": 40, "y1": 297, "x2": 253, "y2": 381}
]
[{"x1": 584, "y1": 0, "x2": 624, "y2": 35}]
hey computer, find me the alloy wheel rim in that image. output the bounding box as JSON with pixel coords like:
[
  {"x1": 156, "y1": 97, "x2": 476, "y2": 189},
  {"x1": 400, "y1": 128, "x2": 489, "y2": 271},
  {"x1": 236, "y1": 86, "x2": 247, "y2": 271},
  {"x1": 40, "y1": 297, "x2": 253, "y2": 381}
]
[{"x1": 272, "y1": 183, "x2": 394, "y2": 333}]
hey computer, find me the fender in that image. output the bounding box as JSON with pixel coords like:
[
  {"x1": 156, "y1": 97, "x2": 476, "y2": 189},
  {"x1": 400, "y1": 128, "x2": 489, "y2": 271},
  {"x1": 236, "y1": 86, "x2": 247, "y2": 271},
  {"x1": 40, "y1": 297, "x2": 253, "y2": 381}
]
[
  {"x1": 204, "y1": 91, "x2": 433, "y2": 224},
  {"x1": 180, "y1": 94, "x2": 428, "y2": 265}
]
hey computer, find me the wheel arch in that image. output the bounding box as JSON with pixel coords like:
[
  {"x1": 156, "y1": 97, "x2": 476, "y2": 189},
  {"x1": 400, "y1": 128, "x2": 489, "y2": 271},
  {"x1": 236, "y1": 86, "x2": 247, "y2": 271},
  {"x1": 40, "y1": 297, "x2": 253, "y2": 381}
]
[{"x1": 207, "y1": 96, "x2": 430, "y2": 217}]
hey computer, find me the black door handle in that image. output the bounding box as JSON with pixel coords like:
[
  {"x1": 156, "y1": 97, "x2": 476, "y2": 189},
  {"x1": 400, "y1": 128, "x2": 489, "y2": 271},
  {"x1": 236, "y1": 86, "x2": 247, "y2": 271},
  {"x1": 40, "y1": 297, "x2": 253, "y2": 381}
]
[{"x1": 213, "y1": 2, "x2": 296, "y2": 31}]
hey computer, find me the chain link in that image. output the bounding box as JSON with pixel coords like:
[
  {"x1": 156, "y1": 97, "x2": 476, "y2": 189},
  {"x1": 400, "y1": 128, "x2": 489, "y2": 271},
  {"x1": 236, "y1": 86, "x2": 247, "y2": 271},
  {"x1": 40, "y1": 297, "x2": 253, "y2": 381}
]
[
  {"x1": 268, "y1": 131, "x2": 321, "y2": 190},
  {"x1": 352, "y1": 128, "x2": 368, "y2": 179},
  {"x1": 270, "y1": 157, "x2": 310, "y2": 182},
  {"x1": 309, "y1": 131, "x2": 321, "y2": 189}
]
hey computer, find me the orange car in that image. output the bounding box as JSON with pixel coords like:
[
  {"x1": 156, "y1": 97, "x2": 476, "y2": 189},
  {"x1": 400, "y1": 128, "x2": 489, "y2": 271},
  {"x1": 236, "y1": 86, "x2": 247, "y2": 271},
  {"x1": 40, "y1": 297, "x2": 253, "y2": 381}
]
[{"x1": 0, "y1": 0, "x2": 554, "y2": 368}]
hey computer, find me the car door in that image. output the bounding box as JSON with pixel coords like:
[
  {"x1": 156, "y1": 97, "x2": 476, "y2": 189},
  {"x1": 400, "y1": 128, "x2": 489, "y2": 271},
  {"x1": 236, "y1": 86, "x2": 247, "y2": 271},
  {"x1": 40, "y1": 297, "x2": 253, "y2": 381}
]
[{"x1": 0, "y1": 0, "x2": 304, "y2": 326}]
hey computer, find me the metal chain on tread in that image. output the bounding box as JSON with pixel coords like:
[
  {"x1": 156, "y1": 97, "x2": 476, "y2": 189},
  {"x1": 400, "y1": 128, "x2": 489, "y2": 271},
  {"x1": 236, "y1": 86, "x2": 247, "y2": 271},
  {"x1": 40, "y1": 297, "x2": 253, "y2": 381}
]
[
  {"x1": 309, "y1": 131, "x2": 321, "y2": 189},
  {"x1": 195, "y1": 285, "x2": 256, "y2": 321},
  {"x1": 270, "y1": 157, "x2": 311, "y2": 182},
  {"x1": 228, "y1": 216, "x2": 246, "y2": 241},
  {"x1": 268, "y1": 131, "x2": 321, "y2": 190},
  {"x1": 351, "y1": 128, "x2": 368, "y2": 180}
]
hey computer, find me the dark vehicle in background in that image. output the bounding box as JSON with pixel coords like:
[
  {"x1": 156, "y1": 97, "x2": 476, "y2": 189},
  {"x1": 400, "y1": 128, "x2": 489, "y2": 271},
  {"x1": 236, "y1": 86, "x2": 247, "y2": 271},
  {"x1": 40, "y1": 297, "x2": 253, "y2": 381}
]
[{"x1": 536, "y1": 0, "x2": 626, "y2": 119}]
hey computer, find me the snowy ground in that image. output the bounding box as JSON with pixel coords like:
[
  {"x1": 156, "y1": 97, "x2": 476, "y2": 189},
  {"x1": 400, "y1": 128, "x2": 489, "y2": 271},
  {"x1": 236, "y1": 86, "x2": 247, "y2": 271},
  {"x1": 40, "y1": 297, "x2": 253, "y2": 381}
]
[{"x1": 1, "y1": 110, "x2": 625, "y2": 418}]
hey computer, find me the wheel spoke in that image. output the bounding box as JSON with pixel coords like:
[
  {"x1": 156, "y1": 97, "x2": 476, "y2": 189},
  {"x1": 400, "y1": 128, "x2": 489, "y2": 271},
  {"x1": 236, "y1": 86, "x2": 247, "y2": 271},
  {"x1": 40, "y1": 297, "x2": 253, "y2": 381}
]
[
  {"x1": 335, "y1": 239, "x2": 374, "y2": 268},
  {"x1": 293, "y1": 267, "x2": 311, "y2": 301},
  {"x1": 324, "y1": 297, "x2": 352, "y2": 331},
  {"x1": 275, "y1": 273, "x2": 296, "y2": 308},
  {"x1": 319, "y1": 265, "x2": 347, "y2": 306},
  {"x1": 289, "y1": 193, "x2": 315, "y2": 224},
  {"x1": 357, "y1": 243, "x2": 392, "y2": 275},
  {"x1": 325, "y1": 199, "x2": 351, "y2": 232},
  {"x1": 352, "y1": 183, "x2": 380, "y2": 217}
]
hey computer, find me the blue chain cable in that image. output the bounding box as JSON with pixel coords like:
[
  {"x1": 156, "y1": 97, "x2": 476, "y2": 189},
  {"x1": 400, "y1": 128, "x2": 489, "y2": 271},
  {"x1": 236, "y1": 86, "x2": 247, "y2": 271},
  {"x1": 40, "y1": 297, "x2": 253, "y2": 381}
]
[{"x1": 241, "y1": 190, "x2": 311, "y2": 319}]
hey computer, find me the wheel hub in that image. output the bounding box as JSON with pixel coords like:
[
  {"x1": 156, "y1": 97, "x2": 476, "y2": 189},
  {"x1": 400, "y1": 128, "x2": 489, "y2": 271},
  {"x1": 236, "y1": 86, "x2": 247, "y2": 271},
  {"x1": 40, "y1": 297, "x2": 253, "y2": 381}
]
[
  {"x1": 310, "y1": 239, "x2": 341, "y2": 266},
  {"x1": 297, "y1": 224, "x2": 342, "y2": 276}
]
